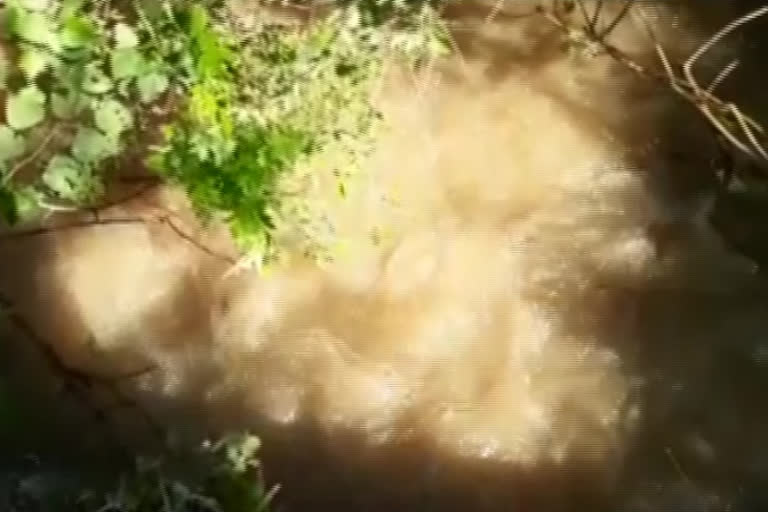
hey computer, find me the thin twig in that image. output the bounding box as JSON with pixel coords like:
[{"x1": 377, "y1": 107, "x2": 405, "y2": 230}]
[
  {"x1": 632, "y1": 3, "x2": 656, "y2": 42},
  {"x1": 257, "y1": 483, "x2": 282, "y2": 512},
  {"x1": 597, "y1": 0, "x2": 634, "y2": 40},
  {"x1": 574, "y1": 0, "x2": 593, "y2": 33},
  {"x1": 0, "y1": 294, "x2": 156, "y2": 383},
  {"x1": 0, "y1": 292, "x2": 147, "y2": 458},
  {"x1": 88, "y1": 180, "x2": 162, "y2": 213},
  {"x1": 667, "y1": 68, "x2": 759, "y2": 160},
  {"x1": 732, "y1": 103, "x2": 768, "y2": 161},
  {"x1": 541, "y1": 3, "x2": 768, "y2": 169},
  {"x1": 665, "y1": 447, "x2": 692, "y2": 486},
  {"x1": 701, "y1": 103, "x2": 757, "y2": 160},
  {"x1": 590, "y1": 0, "x2": 604, "y2": 33},
  {"x1": 158, "y1": 475, "x2": 173, "y2": 512},
  {"x1": 707, "y1": 58, "x2": 740, "y2": 94},
  {"x1": 483, "y1": 0, "x2": 505, "y2": 26},
  {"x1": 655, "y1": 44, "x2": 679, "y2": 90},
  {"x1": 0, "y1": 217, "x2": 146, "y2": 241},
  {"x1": 0, "y1": 201, "x2": 236, "y2": 264},
  {"x1": 683, "y1": 5, "x2": 768, "y2": 96},
  {"x1": 37, "y1": 199, "x2": 80, "y2": 212},
  {"x1": 157, "y1": 214, "x2": 238, "y2": 265},
  {"x1": 2, "y1": 126, "x2": 59, "y2": 185}
]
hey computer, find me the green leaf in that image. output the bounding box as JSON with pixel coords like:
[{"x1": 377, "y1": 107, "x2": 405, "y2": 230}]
[
  {"x1": 18, "y1": 47, "x2": 52, "y2": 80},
  {"x1": 0, "y1": 125, "x2": 25, "y2": 163},
  {"x1": 6, "y1": 86, "x2": 46, "y2": 130},
  {"x1": 114, "y1": 78, "x2": 130, "y2": 98},
  {"x1": 113, "y1": 23, "x2": 139, "y2": 48},
  {"x1": 82, "y1": 65, "x2": 113, "y2": 94},
  {"x1": 110, "y1": 48, "x2": 144, "y2": 80},
  {"x1": 94, "y1": 98, "x2": 132, "y2": 136},
  {"x1": 61, "y1": 0, "x2": 87, "y2": 18},
  {"x1": 9, "y1": 185, "x2": 42, "y2": 223},
  {"x1": 51, "y1": 93, "x2": 70, "y2": 119},
  {"x1": 0, "y1": 54, "x2": 7, "y2": 90},
  {"x1": 18, "y1": 0, "x2": 51, "y2": 11},
  {"x1": 0, "y1": 187, "x2": 18, "y2": 225},
  {"x1": 51, "y1": 90, "x2": 87, "y2": 119},
  {"x1": 72, "y1": 127, "x2": 119, "y2": 163},
  {"x1": 60, "y1": 15, "x2": 99, "y2": 49},
  {"x1": 0, "y1": 185, "x2": 42, "y2": 225},
  {"x1": 11, "y1": 10, "x2": 58, "y2": 49},
  {"x1": 53, "y1": 59, "x2": 83, "y2": 84},
  {"x1": 43, "y1": 154, "x2": 81, "y2": 199},
  {"x1": 189, "y1": 4, "x2": 211, "y2": 38},
  {"x1": 137, "y1": 72, "x2": 169, "y2": 103}
]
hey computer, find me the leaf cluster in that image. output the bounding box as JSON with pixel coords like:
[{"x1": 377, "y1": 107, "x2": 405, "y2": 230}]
[
  {"x1": 0, "y1": 0, "x2": 177, "y2": 223},
  {"x1": 0, "y1": 0, "x2": 450, "y2": 266},
  {"x1": 147, "y1": 0, "x2": 449, "y2": 267},
  {"x1": 4, "y1": 433, "x2": 276, "y2": 511}
]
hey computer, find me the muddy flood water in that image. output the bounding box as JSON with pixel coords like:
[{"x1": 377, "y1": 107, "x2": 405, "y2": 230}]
[{"x1": 3, "y1": 1, "x2": 768, "y2": 510}]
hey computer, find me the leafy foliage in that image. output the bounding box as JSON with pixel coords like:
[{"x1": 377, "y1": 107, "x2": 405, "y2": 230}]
[
  {"x1": 0, "y1": 0, "x2": 449, "y2": 262},
  {"x1": 148, "y1": 0, "x2": 448, "y2": 266},
  {"x1": 2, "y1": 433, "x2": 277, "y2": 511},
  {"x1": 80, "y1": 434, "x2": 277, "y2": 512},
  {"x1": 0, "y1": 0, "x2": 175, "y2": 219}
]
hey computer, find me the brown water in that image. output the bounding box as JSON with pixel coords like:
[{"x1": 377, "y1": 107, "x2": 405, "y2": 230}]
[{"x1": 3, "y1": 1, "x2": 768, "y2": 510}]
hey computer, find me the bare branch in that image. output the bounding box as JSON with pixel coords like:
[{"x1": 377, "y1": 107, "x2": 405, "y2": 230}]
[
  {"x1": 598, "y1": 0, "x2": 634, "y2": 40},
  {"x1": 0, "y1": 217, "x2": 147, "y2": 241},
  {"x1": 683, "y1": 5, "x2": 768, "y2": 95},
  {"x1": 1, "y1": 126, "x2": 59, "y2": 186},
  {"x1": 707, "y1": 58, "x2": 740, "y2": 94},
  {"x1": 654, "y1": 44, "x2": 680, "y2": 90},
  {"x1": 732, "y1": 103, "x2": 768, "y2": 161},
  {"x1": 699, "y1": 102, "x2": 757, "y2": 161},
  {"x1": 575, "y1": 0, "x2": 594, "y2": 32},
  {"x1": 0, "y1": 291, "x2": 163, "y2": 456},
  {"x1": 483, "y1": 0, "x2": 505, "y2": 26},
  {"x1": 157, "y1": 214, "x2": 237, "y2": 265},
  {"x1": 590, "y1": 0, "x2": 604, "y2": 32},
  {"x1": 0, "y1": 200, "x2": 237, "y2": 266},
  {"x1": 540, "y1": 2, "x2": 768, "y2": 171}
]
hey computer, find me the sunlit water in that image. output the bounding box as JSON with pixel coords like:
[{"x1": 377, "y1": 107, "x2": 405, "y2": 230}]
[{"x1": 3, "y1": 1, "x2": 768, "y2": 510}]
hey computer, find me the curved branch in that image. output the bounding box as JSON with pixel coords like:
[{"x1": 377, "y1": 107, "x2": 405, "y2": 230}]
[
  {"x1": 0, "y1": 291, "x2": 164, "y2": 456},
  {"x1": 2, "y1": 126, "x2": 59, "y2": 185},
  {"x1": 0, "y1": 217, "x2": 147, "y2": 241},
  {"x1": 683, "y1": 5, "x2": 768, "y2": 96},
  {"x1": 0, "y1": 208, "x2": 237, "y2": 265},
  {"x1": 541, "y1": 3, "x2": 768, "y2": 171}
]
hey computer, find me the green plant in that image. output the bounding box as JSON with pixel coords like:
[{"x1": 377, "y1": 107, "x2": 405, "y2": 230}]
[
  {"x1": 149, "y1": 0, "x2": 449, "y2": 268},
  {"x1": 0, "y1": 0, "x2": 449, "y2": 266},
  {"x1": 0, "y1": 0, "x2": 177, "y2": 222},
  {"x1": 78, "y1": 433, "x2": 277, "y2": 512},
  {"x1": 146, "y1": 3, "x2": 298, "y2": 262},
  {"x1": 203, "y1": 433, "x2": 278, "y2": 512},
  {"x1": 2, "y1": 433, "x2": 279, "y2": 511}
]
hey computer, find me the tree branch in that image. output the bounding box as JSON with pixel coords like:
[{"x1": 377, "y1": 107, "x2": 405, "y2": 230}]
[{"x1": 539, "y1": 2, "x2": 768, "y2": 174}]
